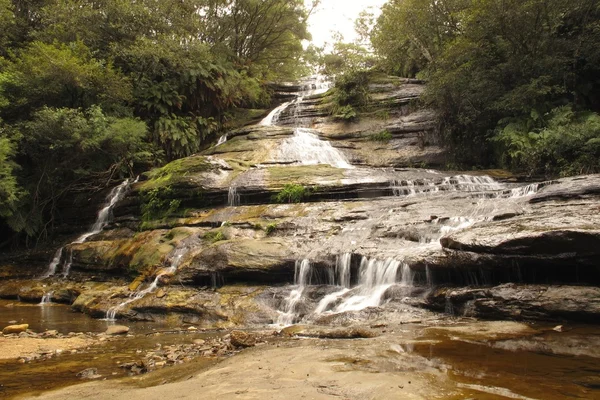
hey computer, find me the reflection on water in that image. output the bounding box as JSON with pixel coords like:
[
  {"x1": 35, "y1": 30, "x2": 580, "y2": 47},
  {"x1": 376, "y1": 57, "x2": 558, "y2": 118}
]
[
  {"x1": 411, "y1": 325, "x2": 600, "y2": 400},
  {"x1": 0, "y1": 300, "x2": 177, "y2": 335}
]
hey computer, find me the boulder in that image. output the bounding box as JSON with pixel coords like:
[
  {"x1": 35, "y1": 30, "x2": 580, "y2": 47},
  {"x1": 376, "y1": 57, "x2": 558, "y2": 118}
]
[
  {"x1": 105, "y1": 325, "x2": 130, "y2": 335},
  {"x1": 77, "y1": 368, "x2": 101, "y2": 379},
  {"x1": 229, "y1": 330, "x2": 257, "y2": 348},
  {"x1": 3, "y1": 324, "x2": 29, "y2": 334}
]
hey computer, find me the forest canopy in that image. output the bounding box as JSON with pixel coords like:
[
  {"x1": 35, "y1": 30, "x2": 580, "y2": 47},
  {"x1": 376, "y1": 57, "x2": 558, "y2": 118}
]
[{"x1": 0, "y1": 0, "x2": 315, "y2": 244}]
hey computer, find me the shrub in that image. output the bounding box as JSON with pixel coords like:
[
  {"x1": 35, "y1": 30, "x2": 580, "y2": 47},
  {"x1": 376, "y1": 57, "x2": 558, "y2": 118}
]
[
  {"x1": 265, "y1": 223, "x2": 277, "y2": 235},
  {"x1": 272, "y1": 184, "x2": 311, "y2": 203},
  {"x1": 203, "y1": 230, "x2": 226, "y2": 243},
  {"x1": 369, "y1": 130, "x2": 392, "y2": 143}
]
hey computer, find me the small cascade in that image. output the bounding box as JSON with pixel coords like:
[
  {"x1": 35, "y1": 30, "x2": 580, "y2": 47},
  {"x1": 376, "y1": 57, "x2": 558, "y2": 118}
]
[
  {"x1": 335, "y1": 253, "x2": 352, "y2": 288},
  {"x1": 106, "y1": 246, "x2": 188, "y2": 321},
  {"x1": 276, "y1": 259, "x2": 311, "y2": 326},
  {"x1": 62, "y1": 251, "x2": 74, "y2": 278},
  {"x1": 41, "y1": 178, "x2": 135, "y2": 278},
  {"x1": 312, "y1": 256, "x2": 414, "y2": 315},
  {"x1": 216, "y1": 135, "x2": 228, "y2": 146},
  {"x1": 260, "y1": 101, "x2": 291, "y2": 126},
  {"x1": 39, "y1": 291, "x2": 53, "y2": 305},
  {"x1": 41, "y1": 248, "x2": 64, "y2": 279},
  {"x1": 228, "y1": 186, "x2": 240, "y2": 207},
  {"x1": 278, "y1": 128, "x2": 353, "y2": 169}
]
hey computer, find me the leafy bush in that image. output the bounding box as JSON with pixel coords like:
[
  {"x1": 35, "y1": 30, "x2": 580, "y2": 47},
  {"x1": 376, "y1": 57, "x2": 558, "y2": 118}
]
[
  {"x1": 272, "y1": 184, "x2": 311, "y2": 203},
  {"x1": 493, "y1": 106, "x2": 600, "y2": 177},
  {"x1": 203, "y1": 230, "x2": 226, "y2": 243},
  {"x1": 265, "y1": 223, "x2": 277, "y2": 235},
  {"x1": 140, "y1": 186, "x2": 181, "y2": 224},
  {"x1": 369, "y1": 130, "x2": 393, "y2": 143},
  {"x1": 333, "y1": 105, "x2": 357, "y2": 121}
]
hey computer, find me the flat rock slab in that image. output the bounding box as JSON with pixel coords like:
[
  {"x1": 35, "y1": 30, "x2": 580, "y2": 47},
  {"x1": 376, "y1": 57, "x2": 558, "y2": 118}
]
[
  {"x1": 3, "y1": 324, "x2": 29, "y2": 334},
  {"x1": 105, "y1": 325, "x2": 129, "y2": 335}
]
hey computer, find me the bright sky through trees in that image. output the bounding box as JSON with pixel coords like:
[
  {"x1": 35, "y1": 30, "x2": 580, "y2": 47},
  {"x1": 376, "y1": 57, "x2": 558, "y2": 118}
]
[{"x1": 305, "y1": 0, "x2": 387, "y2": 47}]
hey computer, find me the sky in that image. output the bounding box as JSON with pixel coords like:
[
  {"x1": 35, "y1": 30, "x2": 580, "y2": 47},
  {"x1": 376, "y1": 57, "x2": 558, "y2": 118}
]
[{"x1": 305, "y1": 0, "x2": 388, "y2": 48}]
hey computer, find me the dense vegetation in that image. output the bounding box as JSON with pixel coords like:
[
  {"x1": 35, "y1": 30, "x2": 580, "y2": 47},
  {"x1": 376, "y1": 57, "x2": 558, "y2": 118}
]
[
  {"x1": 0, "y1": 0, "x2": 315, "y2": 245},
  {"x1": 342, "y1": 0, "x2": 600, "y2": 176}
]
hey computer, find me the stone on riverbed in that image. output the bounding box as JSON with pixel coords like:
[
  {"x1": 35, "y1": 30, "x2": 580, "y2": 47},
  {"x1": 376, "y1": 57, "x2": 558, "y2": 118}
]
[
  {"x1": 3, "y1": 324, "x2": 29, "y2": 334},
  {"x1": 77, "y1": 368, "x2": 102, "y2": 379},
  {"x1": 105, "y1": 325, "x2": 130, "y2": 335},
  {"x1": 230, "y1": 330, "x2": 257, "y2": 348}
]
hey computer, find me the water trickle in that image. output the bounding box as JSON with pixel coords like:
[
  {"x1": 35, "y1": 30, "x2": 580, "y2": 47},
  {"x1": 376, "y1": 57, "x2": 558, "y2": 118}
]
[
  {"x1": 42, "y1": 178, "x2": 136, "y2": 278},
  {"x1": 228, "y1": 186, "x2": 240, "y2": 207},
  {"x1": 277, "y1": 259, "x2": 311, "y2": 326},
  {"x1": 39, "y1": 291, "x2": 53, "y2": 305},
  {"x1": 106, "y1": 246, "x2": 189, "y2": 321},
  {"x1": 278, "y1": 128, "x2": 353, "y2": 169},
  {"x1": 41, "y1": 248, "x2": 63, "y2": 279},
  {"x1": 216, "y1": 135, "x2": 228, "y2": 146}
]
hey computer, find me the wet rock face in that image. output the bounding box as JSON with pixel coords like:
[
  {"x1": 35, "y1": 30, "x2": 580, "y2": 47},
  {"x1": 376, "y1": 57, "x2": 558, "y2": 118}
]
[{"x1": 425, "y1": 284, "x2": 600, "y2": 322}]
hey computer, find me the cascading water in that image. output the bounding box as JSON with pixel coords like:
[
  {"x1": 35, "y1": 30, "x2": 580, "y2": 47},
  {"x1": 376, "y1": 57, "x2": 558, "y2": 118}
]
[
  {"x1": 216, "y1": 135, "x2": 228, "y2": 146},
  {"x1": 276, "y1": 259, "x2": 311, "y2": 326},
  {"x1": 260, "y1": 76, "x2": 352, "y2": 169},
  {"x1": 278, "y1": 128, "x2": 353, "y2": 169},
  {"x1": 39, "y1": 291, "x2": 53, "y2": 305},
  {"x1": 41, "y1": 178, "x2": 136, "y2": 279},
  {"x1": 106, "y1": 246, "x2": 188, "y2": 321},
  {"x1": 228, "y1": 186, "x2": 240, "y2": 207},
  {"x1": 260, "y1": 102, "x2": 291, "y2": 126},
  {"x1": 273, "y1": 174, "x2": 547, "y2": 322}
]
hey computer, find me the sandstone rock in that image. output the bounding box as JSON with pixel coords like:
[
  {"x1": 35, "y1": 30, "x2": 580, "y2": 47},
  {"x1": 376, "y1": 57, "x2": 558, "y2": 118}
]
[
  {"x1": 42, "y1": 330, "x2": 59, "y2": 338},
  {"x1": 105, "y1": 325, "x2": 130, "y2": 335},
  {"x1": 77, "y1": 368, "x2": 101, "y2": 379},
  {"x1": 229, "y1": 330, "x2": 257, "y2": 348},
  {"x1": 3, "y1": 324, "x2": 29, "y2": 334}
]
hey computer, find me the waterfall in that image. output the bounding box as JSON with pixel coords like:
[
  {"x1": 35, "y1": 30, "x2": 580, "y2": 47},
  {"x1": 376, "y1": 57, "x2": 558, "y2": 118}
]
[
  {"x1": 39, "y1": 291, "x2": 53, "y2": 306},
  {"x1": 41, "y1": 178, "x2": 135, "y2": 278},
  {"x1": 41, "y1": 248, "x2": 63, "y2": 279},
  {"x1": 106, "y1": 246, "x2": 188, "y2": 321},
  {"x1": 216, "y1": 135, "x2": 228, "y2": 146},
  {"x1": 278, "y1": 128, "x2": 353, "y2": 169},
  {"x1": 335, "y1": 253, "x2": 352, "y2": 288},
  {"x1": 228, "y1": 186, "x2": 240, "y2": 207},
  {"x1": 323, "y1": 257, "x2": 410, "y2": 314},
  {"x1": 276, "y1": 259, "x2": 311, "y2": 326},
  {"x1": 260, "y1": 101, "x2": 292, "y2": 126}
]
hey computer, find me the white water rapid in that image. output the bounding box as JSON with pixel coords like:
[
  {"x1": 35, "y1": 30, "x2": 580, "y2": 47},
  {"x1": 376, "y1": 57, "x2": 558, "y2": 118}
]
[{"x1": 41, "y1": 178, "x2": 136, "y2": 279}]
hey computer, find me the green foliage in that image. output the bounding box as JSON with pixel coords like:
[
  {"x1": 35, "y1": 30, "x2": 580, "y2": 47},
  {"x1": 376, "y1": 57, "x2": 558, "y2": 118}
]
[
  {"x1": 203, "y1": 230, "x2": 227, "y2": 243},
  {"x1": 494, "y1": 106, "x2": 600, "y2": 177},
  {"x1": 371, "y1": 0, "x2": 600, "y2": 174},
  {"x1": 264, "y1": 223, "x2": 278, "y2": 236},
  {"x1": 332, "y1": 105, "x2": 357, "y2": 121},
  {"x1": 369, "y1": 130, "x2": 393, "y2": 143},
  {"x1": 0, "y1": 41, "x2": 131, "y2": 119},
  {"x1": 272, "y1": 184, "x2": 311, "y2": 204},
  {"x1": 140, "y1": 186, "x2": 181, "y2": 227},
  {"x1": 0, "y1": 0, "x2": 315, "y2": 243},
  {"x1": 0, "y1": 132, "x2": 23, "y2": 222}
]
